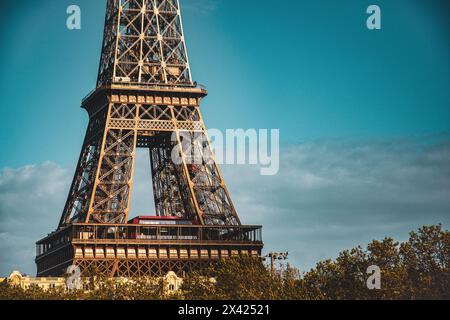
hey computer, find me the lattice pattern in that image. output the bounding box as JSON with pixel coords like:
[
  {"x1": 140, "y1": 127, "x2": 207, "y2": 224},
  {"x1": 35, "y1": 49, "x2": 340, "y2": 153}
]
[
  {"x1": 177, "y1": 121, "x2": 203, "y2": 131},
  {"x1": 60, "y1": 101, "x2": 240, "y2": 226},
  {"x1": 74, "y1": 259, "x2": 215, "y2": 278},
  {"x1": 150, "y1": 133, "x2": 196, "y2": 219},
  {"x1": 97, "y1": 0, "x2": 120, "y2": 87},
  {"x1": 97, "y1": 0, "x2": 192, "y2": 87},
  {"x1": 179, "y1": 132, "x2": 240, "y2": 226},
  {"x1": 107, "y1": 104, "x2": 203, "y2": 132},
  {"x1": 139, "y1": 120, "x2": 175, "y2": 131},
  {"x1": 140, "y1": 105, "x2": 172, "y2": 120},
  {"x1": 173, "y1": 106, "x2": 200, "y2": 122},
  {"x1": 60, "y1": 109, "x2": 108, "y2": 225},
  {"x1": 111, "y1": 103, "x2": 137, "y2": 119},
  {"x1": 109, "y1": 119, "x2": 137, "y2": 128},
  {"x1": 88, "y1": 129, "x2": 137, "y2": 224}
]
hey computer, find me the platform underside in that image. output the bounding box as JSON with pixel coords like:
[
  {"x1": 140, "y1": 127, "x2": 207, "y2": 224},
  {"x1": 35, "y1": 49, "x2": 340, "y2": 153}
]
[{"x1": 37, "y1": 248, "x2": 262, "y2": 278}]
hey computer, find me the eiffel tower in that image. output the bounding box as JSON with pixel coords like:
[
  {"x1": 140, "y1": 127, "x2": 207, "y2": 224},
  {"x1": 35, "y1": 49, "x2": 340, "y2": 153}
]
[{"x1": 35, "y1": 0, "x2": 263, "y2": 277}]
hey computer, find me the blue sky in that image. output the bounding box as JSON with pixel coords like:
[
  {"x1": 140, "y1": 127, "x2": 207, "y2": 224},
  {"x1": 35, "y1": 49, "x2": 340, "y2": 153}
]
[
  {"x1": 1, "y1": 0, "x2": 449, "y2": 167},
  {"x1": 0, "y1": 0, "x2": 449, "y2": 275}
]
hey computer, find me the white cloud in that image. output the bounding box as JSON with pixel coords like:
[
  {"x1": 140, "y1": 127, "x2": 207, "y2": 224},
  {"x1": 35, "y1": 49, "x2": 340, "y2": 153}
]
[
  {"x1": 0, "y1": 162, "x2": 71, "y2": 276},
  {"x1": 221, "y1": 137, "x2": 450, "y2": 271},
  {"x1": 1, "y1": 137, "x2": 449, "y2": 276}
]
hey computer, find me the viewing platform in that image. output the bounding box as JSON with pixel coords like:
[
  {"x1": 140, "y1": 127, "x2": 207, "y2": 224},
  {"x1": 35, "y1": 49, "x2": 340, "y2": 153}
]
[{"x1": 36, "y1": 219, "x2": 263, "y2": 277}]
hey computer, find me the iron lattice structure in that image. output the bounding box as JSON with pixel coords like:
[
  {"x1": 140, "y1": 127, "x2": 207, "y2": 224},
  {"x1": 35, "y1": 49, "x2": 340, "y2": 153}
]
[{"x1": 36, "y1": 0, "x2": 263, "y2": 278}]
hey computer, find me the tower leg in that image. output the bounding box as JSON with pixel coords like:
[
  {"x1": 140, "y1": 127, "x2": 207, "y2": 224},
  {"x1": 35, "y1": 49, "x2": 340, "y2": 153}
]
[{"x1": 87, "y1": 103, "x2": 139, "y2": 224}]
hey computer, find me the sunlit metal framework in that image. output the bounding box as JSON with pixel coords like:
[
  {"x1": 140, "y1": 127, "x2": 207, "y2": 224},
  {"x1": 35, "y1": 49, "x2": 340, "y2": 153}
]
[
  {"x1": 36, "y1": 0, "x2": 263, "y2": 278},
  {"x1": 97, "y1": 0, "x2": 192, "y2": 87}
]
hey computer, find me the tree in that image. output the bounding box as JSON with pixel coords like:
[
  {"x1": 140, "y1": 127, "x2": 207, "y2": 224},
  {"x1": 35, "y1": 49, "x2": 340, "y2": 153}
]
[
  {"x1": 181, "y1": 257, "x2": 289, "y2": 300},
  {"x1": 181, "y1": 271, "x2": 218, "y2": 300},
  {"x1": 297, "y1": 225, "x2": 450, "y2": 300},
  {"x1": 400, "y1": 225, "x2": 450, "y2": 299}
]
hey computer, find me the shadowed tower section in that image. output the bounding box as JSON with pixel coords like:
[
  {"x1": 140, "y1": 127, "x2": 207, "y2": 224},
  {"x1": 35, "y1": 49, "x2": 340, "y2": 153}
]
[{"x1": 36, "y1": 0, "x2": 263, "y2": 278}]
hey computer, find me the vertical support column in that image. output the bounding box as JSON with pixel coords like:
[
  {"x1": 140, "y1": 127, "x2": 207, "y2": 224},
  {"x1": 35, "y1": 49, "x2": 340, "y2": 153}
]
[
  {"x1": 196, "y1": 107, "x2": 241, "y2": 225},
  {"x1": 125, "y1": 103, "x2": 141, "y2": 219},
  {"x1": 86, "y1": 102, "x2": 113, "y2": 223},
  {"x1": 59, "y1": 106, "x2": 108, "y2": 227},
  {"x1": 154, "y1": 0, "x2": 168, "y2": 84},
  {"x1": 176, "y1": 0, "x2": 193, "y2": 82},
  {"x1": 138, "y1": 0, "x2": 145, "y2": 83},
  {"x1": 86, "y1": 102, "x2": 139, "y2": 224},
  {"x1": 111, "y1": 0, "x2": 123, "y2": 83},
  {"x1": 170, "y1": 105, "x2": 205, "y2": 225}
]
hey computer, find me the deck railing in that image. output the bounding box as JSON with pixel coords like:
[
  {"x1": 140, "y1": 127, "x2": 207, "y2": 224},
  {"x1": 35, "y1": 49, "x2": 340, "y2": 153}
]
[{"x1": 36, "y1": 224, "x2": 263, "y2": 258}]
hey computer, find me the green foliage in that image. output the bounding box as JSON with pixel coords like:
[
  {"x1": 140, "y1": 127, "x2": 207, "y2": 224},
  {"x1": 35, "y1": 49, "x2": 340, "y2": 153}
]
[
  {"x1": 181, "y1": 257, "x2": 287, "y2": 300},
  {"x1": 212, "y1": 257, "x2": 282, "y2": 300},
  {"x1": 297, "y1": 224, "x2": 450, "y2": 300},
  {"x1": 180, "y1": 271, "x2": 218, "y2": 300},
  {"x1": 0, "y1": 225, "x2": 448, "y2": 300},
  {"x1": 0, "y1": 282, "x2": 73, "y2": 300},
  {"x1": 83, "y1": 277, "x2": 165, "y2": 300}
]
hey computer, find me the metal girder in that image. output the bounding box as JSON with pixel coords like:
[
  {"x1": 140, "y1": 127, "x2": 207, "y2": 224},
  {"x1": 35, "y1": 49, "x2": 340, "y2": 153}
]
[
  {"x1": 59, "y1": 109, "x2": 108, "y2": 226},
  {"x1": 98, "y1": 0, "x2": 192, "y2": 87},
  {"x1": 73, "y1": 259, "x2": 213, "y2": 278},
  {"x1": 59, "y1": 99, "x2": 242, "y2": 227}
]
